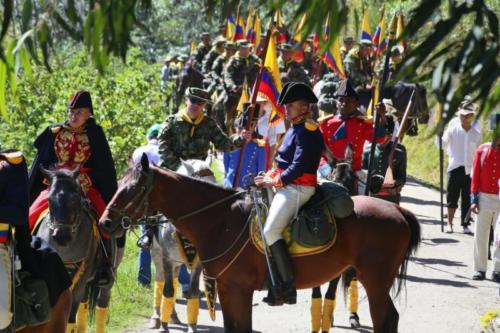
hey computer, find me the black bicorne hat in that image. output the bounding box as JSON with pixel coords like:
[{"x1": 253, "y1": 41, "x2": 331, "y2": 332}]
[
  {"x1": 68, "y1": 90, "x2": 93, "y2": 114},
  {"x1": 278, "y1": 82, "x2": 318, "y2": 106}
]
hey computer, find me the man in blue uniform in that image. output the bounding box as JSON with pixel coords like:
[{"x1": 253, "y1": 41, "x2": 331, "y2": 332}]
[
  {"x1": 0, "y1": 149, "x2": 71, "y2": 331},
  {"x1": 255, "y1": 82, "x2": 324, "y2": 306},
  {"x1": 223, "y1": 103, "x2": 267, "y2": 189}
]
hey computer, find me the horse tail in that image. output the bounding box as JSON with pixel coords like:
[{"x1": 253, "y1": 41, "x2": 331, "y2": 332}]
[
  {"x1": 87, "y1": 278, "x2": 101, "y2": 320},
  {"x1": 394, "y1": 207, "x2": 421, "y2": 297},
  {"x1": 341, "y1": 266, "x2": 357, "y2": 301}
]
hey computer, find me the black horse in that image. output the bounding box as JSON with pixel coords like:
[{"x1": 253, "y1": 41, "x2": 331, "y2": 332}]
[{"x1": 35, "y1": 168, "x2": 117, "y2": 333}]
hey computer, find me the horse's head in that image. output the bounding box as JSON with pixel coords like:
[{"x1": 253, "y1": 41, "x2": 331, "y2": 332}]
[
  {"x1": 42, "y1": 167, "x2": 83, "y2": 246},
  {"x1": 176, "y1": 159, "x2": 216, "y2": 183},
  {"x1": 330, "y1": 144, "x2": 358, "y2": 195},
  {"x1": 100, "y1": 153, "x2": 154, "y2": 238}
]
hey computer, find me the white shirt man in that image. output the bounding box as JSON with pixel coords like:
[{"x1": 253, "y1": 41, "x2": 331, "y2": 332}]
[{"x1": 438, "y1": 98, "x2": 482, "y2": 234}]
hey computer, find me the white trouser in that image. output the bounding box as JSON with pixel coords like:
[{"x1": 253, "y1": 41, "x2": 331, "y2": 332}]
[
  {"x1": 0, "y1": 244, "x2": 12, "y2": 329},
  {"x1": 263, "y1": 184, "x2": 316, "y2": 246},
  {"x1": 473, "y1": 193, "x2": 500, "y2": 272}
]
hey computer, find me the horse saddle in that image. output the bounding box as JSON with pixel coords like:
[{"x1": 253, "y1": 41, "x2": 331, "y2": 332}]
[{"x1": 251, "y1": 181, "x2": 353, "y2": 257}]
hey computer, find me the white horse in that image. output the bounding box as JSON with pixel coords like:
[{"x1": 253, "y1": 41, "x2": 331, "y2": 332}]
[{"x1": 148, "y1": 159, "x2": 215, "y2": 333}]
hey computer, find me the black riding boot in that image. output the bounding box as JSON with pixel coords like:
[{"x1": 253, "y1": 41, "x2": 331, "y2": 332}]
[{"x1": 262, "y1": 239, "x2": 296, "y2": 306}]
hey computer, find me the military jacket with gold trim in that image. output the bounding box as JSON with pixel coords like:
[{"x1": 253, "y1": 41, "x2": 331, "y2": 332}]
[
  {"x1": 275, "y1": 120, "x2": 324, "y2": 186},
  {"x1": 29, "y1": 118, "x2": 117, "y2": 204}
]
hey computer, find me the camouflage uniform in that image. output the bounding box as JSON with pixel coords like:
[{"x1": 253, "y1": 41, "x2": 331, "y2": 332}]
[
  {"x1": 223, "y1": 51, "x2": 261, "y2": 132},
  {"x1": 343, "y1": 48, "x2": 373, "y2": 91},
  {"x1": 194, "y1": 43, "x2": 210, "y2": 71},
  {"x1": 279, "y1": 58, "x2": 311, "y2": 86},
  {"x1": 202, "y1": 48, "x2": 224, "y2": 75},
  {"x1": 317, "y1": 73, "x2": 341, "y2": 114},
  {"x1": 158, "y1": 111, "x2": 243, "y2": 170}
]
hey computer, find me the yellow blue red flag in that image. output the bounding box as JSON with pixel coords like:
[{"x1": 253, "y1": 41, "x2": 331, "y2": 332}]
[
  {"x1": 360, "y1": 11, "x2": 372, "y2": 43},
  {"x1": 258, "y1": 31, "x2": 284, "y2": 125},
  {"x1": 226, "y1": 15, "x2": 236, "y2": 40},
  {"x1": 372, "y1": 15, "x2": 386, "y2": 58}
]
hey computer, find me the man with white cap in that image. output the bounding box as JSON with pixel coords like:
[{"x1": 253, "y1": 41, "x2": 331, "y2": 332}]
[{"x1": 441, "y1": 96, "x2": 482, "y2": 233}]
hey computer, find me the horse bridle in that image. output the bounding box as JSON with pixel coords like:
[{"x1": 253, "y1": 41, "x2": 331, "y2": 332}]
[
  {"x1": 47, "y1": 207, "x2": 83, "y2": 234},
  {"x1": 107, "y1": 170, "x2": 155, "y2": 230}
]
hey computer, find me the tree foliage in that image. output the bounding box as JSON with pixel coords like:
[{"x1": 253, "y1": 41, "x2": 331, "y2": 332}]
[{"x1": 0, "y1": 0, "x2": 498, "y2": 127}]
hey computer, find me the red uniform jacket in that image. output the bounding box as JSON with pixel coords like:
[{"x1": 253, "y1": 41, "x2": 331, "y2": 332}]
[
  {"x1": 471, "y1": 143, "x2": 500, "y2": 201},
  {"x1": 319, "y1": 112, "x2": 386, "y2": 171}
]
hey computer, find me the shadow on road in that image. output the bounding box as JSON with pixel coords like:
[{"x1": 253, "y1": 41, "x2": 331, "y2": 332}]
[
  {"x1": 401, "y1": 196, "x2": 441, "y2": 207},
  {"x1": 405, "y1": 274, "x2": 476, "y2": 288},
  {"x1": 165, "y1": 323, "x2": 262, "y2": 333},
  {"x1": 411, "y1": 257, "x2": 467, "y2": 267},
  {"x1": 334, "y1": 324, "x2": 372, "y2": 332},
  {"x1": 421, "y1": 237, "x2": 460, "y2": 246}
]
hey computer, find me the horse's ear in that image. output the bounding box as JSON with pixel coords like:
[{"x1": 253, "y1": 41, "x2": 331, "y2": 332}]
[
  {"x1": 345, "y1": 144, "x2": 353, "y2": 163},
  {"x1": 40, "y1": 166, "x2": 53, "y2": 180},
  {"x1": 140, "y1": 153, "x2": 150, "y2": 173}
]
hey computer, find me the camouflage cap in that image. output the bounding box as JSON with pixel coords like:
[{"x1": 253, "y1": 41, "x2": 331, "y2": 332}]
[
  {"x1": 359, "y1": 39, "x2": 373, "y2": 47},
  {"x1": 391, "y1": 45, "x2": 404, "y2": 56},
  {"x1": 213, "y1": 36, "x2": 227, "y2": 46},
  {"x1": 201, "y1": 32, "x2": 210, "y2": 38},
  {"x1": 225, "y1": 41, "x2": 237, "y2": 50},
  {"x1": 186, "y1": 87, "x2": 212, "y2": 104},
  {"x1": 236, "y1": 39, "x2": 250, "y2": 48},
  {"x1": 343, "y1": 36, "x2": 355, "y2": 43}
]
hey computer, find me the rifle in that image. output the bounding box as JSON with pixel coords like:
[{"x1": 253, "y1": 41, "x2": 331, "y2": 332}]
[
  {"x1": 364, "y1": 15, "x2": 398, "y2": 196},
  {"x1": 384, "y1": 88, "x2": 415, "y2": 186}
]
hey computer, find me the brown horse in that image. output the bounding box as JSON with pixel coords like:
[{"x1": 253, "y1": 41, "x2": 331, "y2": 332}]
[{"x1": 100, "y1": 155, "x2": 421, "y2": 333}]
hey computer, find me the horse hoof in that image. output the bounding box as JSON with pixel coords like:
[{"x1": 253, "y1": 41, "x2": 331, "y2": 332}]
[
  {"x1": 147, "y1": 317, "x2": 160, "y2": 329},
  {"x1": 349, "y1": 313, "x2": 360, "y2": 328},
  {"x1": 159, "y1": 322, "x2": 169, "y2": 332},
  {"x1": 187, "y1": 324, "x2": 198, "y2": 333},
  {"x1": 170, "y1": 312, "x2": 181, "y2": 325}
]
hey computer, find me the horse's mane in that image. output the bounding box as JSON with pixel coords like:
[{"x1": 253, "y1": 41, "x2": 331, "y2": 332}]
[{"x1": 122, "y1": 163, "x2": 238, "y2": 197}]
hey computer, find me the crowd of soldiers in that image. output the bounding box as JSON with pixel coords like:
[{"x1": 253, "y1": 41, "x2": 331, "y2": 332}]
[{"x1": 158, "y1": 30, "x2": 410, "y2": 196}]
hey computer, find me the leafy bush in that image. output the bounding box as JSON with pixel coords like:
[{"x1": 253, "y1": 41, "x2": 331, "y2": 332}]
[{"x1": 0, "y1": 47, "x2": 168, "y2": 175}]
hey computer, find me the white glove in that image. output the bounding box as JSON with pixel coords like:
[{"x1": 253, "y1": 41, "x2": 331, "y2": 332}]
[{"x1": 318, "y1": 163, "x2": 332, "y2": 179}]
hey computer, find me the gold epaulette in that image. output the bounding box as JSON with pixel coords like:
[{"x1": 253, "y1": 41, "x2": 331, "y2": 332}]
[
  {"x1": 50, "y1": 126, "x2": 62, "y2": 134},
  {"x1": 254, "y1": 139, "x2": 266, "y2": 147},
  {"x1": 317, "y1": 114, "x2": 334, "y2": 124},
  {"x1": 0, "y1": 151, "x2": 24, "y2": 165},
  {"x1": 305, "y1": 119, "x2": 319, "y2": 131}
]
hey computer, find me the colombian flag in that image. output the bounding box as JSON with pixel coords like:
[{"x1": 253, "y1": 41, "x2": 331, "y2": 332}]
[
  {"x1": 258, "y1": 32, "x2": 284, "y2": 125},
  {"x1": 226, "y1": 15, "x2": 236, "y2": 41},
  {"x1": 274, "y1": 10, "x2": 287, "y2": 44},
  {"x1": 233, "y1": 15, "x2": 245, "y2": 41},
  {"x1": 360, "y1": 11, "x2": 372, "y2": 43},
  {"x1": 246, "y1": 12, "x2": 261, "y2": 48},
  {"x1": 290, "y1": 14, "x2": 306, "y2": 63},
  {"x1": 323, "y1": 37, "x2": 345, "y2": 78},
  {"x1": 372, "y1": 16, "x2": 386, "y2": 58}
]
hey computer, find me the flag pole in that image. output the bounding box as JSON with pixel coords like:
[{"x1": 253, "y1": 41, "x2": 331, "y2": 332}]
[
  {"x1": 437, "y1": 103, "x2": 445, "y2": 232},
  {"x1": 365, "y1": 15, "x2": 398, "y2": 196},
  {"x1": 232, "y1": 24, "x2": 273, "y2": 189}
]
